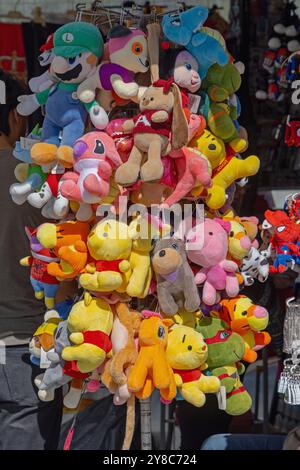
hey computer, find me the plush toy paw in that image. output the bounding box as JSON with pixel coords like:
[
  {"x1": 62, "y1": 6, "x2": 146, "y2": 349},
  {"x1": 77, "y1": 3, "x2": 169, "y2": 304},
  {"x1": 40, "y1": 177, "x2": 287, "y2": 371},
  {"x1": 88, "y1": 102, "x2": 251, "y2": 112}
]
[
  {"x1": 63, "y1": 386, "x2": 82, "y2": 409},
  {"x1": 57, "y1": 146, "x2": 74, "y2": 168},
  {"x1": 38, "y1": 389, "x2": 55, "y2": 402},
  {"x1": 115, "y1": 162, "x2": 140, "y2": 186},
  {"x1": 89, "y1": 104, "x2": 109, "y2": 130},
  {"x1": 9, "y1": 182, "x2": 33, "y2": 205},
  {"x1": 31, "y1": 142, "x2": 58, "y2": 165},
  {"x1": 140, "y1": 160, "x2": 164, "y2": 182},
  {"x1": 184, "y1": 298, "x2": 201, "y2": 312}
]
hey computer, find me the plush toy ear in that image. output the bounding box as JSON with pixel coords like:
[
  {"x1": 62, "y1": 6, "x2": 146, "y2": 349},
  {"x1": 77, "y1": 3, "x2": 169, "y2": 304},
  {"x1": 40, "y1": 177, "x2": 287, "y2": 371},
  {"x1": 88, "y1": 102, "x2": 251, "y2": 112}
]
[
  {"x1": 162, "y1": 318, "x2": 174, "y2": 328},
  {"x1": 146, "y1": 22, "x2": 161, "y2": 84},
  {"x1": 106, "y1": 146, "x2": 123, "y2": 168},
  {"x1": 171, "y1": 83, "x2": 188, "y2": 149},
  {"x1": 215, "y1": 218, "x2": 231, "y2": 233}
]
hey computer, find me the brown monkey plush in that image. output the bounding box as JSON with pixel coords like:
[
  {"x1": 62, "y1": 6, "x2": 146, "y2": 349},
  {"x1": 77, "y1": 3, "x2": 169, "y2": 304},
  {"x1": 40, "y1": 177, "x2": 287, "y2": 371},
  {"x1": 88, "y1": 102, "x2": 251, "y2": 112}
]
[
  {"x1": 152, "y1": 237, "x2": 200, "y2": 317},
  {"x1": 115, "y1": 79, "x2": 188, "y2": 185}
]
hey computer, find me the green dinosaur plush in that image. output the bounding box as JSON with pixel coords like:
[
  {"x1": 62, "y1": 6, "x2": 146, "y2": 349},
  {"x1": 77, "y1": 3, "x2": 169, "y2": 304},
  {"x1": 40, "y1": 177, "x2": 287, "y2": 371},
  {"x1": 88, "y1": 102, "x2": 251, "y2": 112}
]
[
  {"x1": 202, "y1": 63, "x2": 242, "y2": 143},
  {"x1": 196, "y1": 317, "x2": 252, "y2": 416}
]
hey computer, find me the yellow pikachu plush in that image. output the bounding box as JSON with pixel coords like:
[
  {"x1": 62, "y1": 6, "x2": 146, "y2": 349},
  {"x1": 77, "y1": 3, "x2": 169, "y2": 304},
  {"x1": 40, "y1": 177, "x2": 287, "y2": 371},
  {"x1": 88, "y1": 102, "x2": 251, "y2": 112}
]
[
  {"x1": 62, "y1": 294, "x2": 113, "y2": 373},
  {"x1": 166, "y1": 325, "x2": 220, "y2": 407},
  {"x1": 191, "y1": 130, "x2": 260, "y2": 210}
]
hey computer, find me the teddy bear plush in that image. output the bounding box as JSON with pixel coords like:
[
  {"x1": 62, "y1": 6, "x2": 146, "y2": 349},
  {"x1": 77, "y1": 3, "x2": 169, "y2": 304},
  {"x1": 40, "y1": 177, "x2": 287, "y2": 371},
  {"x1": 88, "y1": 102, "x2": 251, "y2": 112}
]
[
  {"x1": 77, "y1": 25, "x2": 149, "y2": 104},
  {"x1": 201, "y1": 62, "x2": 244, "y2": 142},
  {"x1": 61, "y1": 295, "x2": 113, "y2": 374},
  {"x1": 190, "y1": 130, "x2": 260, "y2": 210},
  {"x1": 186, "y1": 218, "x2": 240, "y2": 306},
  {"x1": 162, "y1": 6, "x2": 228, "y2": 79},
  {"x1": 128, "y1": 311, "x2": 176, "y2": 401},
  {"x1": 217, "y1": 295, "x2": 271, "y2": 363},
  {"x1": 196, "y1": 317, "x2": 252, "y2": 416},
  {"x1": 115, "y1": 79, "x2": 188, "y2": 185},
  {"x1": 33, "y1": 220, "x2": 90, "y2": 281},
  {"x1": 151, "y1": 237, "x2": 200, "y2": 316},
  {"x1": 166, "y1": 325, "x2": 220, "y2": 407}
]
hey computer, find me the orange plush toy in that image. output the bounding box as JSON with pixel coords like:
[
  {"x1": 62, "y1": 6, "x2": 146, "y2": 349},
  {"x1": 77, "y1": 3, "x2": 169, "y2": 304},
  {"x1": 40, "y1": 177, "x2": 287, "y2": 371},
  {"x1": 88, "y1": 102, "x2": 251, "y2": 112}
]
[
  {"x1": 35, "y1": 220, "x2": 90, "y2": 280},
  {"x1": 128, "y1": 311, "x2": 176, "y2": 401}
]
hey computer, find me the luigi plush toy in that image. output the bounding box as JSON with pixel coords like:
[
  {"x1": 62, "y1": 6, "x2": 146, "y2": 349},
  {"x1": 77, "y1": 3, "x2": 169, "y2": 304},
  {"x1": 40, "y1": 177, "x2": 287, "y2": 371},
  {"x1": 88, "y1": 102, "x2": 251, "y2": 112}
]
[{"x1": 17, "y1": 22, "x2": 108, "y2": 169}]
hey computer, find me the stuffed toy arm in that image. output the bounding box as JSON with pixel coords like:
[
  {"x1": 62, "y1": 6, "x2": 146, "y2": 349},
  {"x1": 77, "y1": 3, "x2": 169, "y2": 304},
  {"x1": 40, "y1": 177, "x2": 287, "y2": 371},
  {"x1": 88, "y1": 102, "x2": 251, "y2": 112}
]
[
  {"x1": 17, "y1": 94, "x2": 41, "y2": 116},
  {"x1": 157, "y1": 282, "x2": 179, "y2": 316},
  {"x1": 123, "y1": 119, "x2": 135, "y2": 133},
  {"x1": 237, "y1": 362, "x2": 245, "y2": 375},
  {"x1": 85, "y1": 100, "x2": 109, "y2": 130},
  {"x1": 85, "y1": 263, "x2": 96, "y2": 274},
  {"x1": 212, "y1": 367, "x2": 235, "y2": 392},
  {"x1": 174, "y1": 373, "x2": 183, "y2": 387},
  {"x1": 151, "y1": 111, "x2": 169, "y2": 123},
  {"x1": 195, "y1": 270, "x2": 207, "y2": 285},
  {"x1": 111, "y1": 74, "x2": 139, "y2": 99},
  {"x1": 207, "y1": 85, "x2": 229, "y2": 102},
  {"x1": 183, "y1": 265, "x2": 200, "y2": 312},
  {"x1": 119, "y1": 260, "x2": 131, "y2": 273},
  {"x1": 220, "y1": 260, "x2": 238, "y2": 273}
]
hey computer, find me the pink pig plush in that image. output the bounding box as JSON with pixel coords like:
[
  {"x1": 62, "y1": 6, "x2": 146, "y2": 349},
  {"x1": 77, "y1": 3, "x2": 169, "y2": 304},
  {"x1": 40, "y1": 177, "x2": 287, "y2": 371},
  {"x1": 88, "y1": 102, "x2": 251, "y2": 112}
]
[{"x1": 186, "y1": 218, "x2": 240, "y2": 305}]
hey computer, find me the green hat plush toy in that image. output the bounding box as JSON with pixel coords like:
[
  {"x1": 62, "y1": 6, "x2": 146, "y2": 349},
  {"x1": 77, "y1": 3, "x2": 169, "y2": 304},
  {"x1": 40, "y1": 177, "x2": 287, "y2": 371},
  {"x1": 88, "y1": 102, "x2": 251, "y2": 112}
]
[
  {"x1": 54, "y1": 21, "x2": 103, "y2": 59},
  {"x1": 196, "y1": 317, "x2": 252, "y2": 416}
]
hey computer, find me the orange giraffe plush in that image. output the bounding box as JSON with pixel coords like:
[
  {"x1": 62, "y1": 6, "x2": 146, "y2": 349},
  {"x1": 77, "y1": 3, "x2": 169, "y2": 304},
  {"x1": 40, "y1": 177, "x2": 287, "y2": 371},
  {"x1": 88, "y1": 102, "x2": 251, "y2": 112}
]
[{"x1": 128, "y1": 311, "x2": 176, "y2": 401}]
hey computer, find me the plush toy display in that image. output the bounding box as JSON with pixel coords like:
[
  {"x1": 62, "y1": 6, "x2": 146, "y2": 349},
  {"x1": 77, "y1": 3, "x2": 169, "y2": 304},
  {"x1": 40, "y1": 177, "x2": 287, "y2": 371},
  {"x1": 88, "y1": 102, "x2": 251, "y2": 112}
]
[
  {"x1": 166, "y1": 325, "x2": 220, "y2": 407},
  {"x1": 152, "y1": 237, "x2": 200, "y2": 316},
  {"x1": 162, "y1": 6, "x2": 228, "y2": 79},
  {"x1": 17, "y1": 22, "x2": 108, "y2": 169},
  {"x1": 77, "y1": 25, "x2": 149, "y2": 103},
  {"x1": 197, "y1": 317, "x2": 252, "y2": 416},
  {"x1": 217, "y1": 296, "x2": 271, "y2": 363},
  {"x1": 115, "y1": 80, "x2": 188, "y2": 185},
  {"x1": 128, "y1": 311, "x2": 176, "y2": 401},
  {"x1": 13, "y1": 9, "x2": 273, "y2": 444},
  {"x1": 186, "y1": 218, "x2": 240, "y2": 305}
]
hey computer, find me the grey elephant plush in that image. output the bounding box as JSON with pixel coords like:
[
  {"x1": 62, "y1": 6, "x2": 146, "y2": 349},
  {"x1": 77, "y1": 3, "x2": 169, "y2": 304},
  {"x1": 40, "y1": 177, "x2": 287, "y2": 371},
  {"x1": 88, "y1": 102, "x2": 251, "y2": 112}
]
[{"x1": 151, "y1": 237, "x2": 200, "y2": 316}]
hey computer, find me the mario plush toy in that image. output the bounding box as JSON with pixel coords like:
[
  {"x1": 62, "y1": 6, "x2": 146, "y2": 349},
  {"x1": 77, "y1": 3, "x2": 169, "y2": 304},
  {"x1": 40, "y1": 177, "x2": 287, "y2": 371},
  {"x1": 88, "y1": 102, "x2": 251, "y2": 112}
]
[{"x1": 17, "y1": 22, "x2": 108, "y2": 169}]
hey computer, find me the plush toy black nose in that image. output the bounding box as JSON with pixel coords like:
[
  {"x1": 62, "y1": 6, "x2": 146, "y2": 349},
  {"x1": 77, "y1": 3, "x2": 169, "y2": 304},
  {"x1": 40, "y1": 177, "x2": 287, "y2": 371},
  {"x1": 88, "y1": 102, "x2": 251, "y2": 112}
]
[
  {"x1": 144, "y1": 60, "x2": 149, "y2": 67},
  {"x1": 159, "y1": 250, "x2": 166, "y2": 257},
  {"x1": 208, "y1": 144, "x2": 216, "y2": 150}
]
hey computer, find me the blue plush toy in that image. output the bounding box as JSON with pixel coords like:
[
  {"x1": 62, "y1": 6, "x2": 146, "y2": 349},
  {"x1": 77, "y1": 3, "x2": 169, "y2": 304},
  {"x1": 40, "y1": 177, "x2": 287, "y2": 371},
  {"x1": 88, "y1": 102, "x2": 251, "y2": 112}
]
[
  {"x1": 162, "y1": 6, "x2": 228, "y2": 79},
  {"x1": 17, "y1": 22, "x2": 108, "y2": 169}
]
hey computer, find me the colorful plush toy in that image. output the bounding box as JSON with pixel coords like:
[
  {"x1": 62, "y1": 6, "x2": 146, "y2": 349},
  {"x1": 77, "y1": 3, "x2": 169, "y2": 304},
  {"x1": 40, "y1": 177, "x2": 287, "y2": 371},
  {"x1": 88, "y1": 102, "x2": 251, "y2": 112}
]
[
  {"x1": 29, "y1": 312, "x2": 62, "y2": 367},
  {"x1": 162, "y1": 6, "x2": 228, "y2": 79},
  {"x1": 34, "y1": 220, "x2": 90, "y2": 280},
  {"x1": 166, "y1": 325, "x2": 220, "y2": 407},
  {"x1": 186, "y1": 218, "x2": 240, "y2": 306},
  {"x1": 128, "y1": 311, "x2": 176, "y2": 401},
  {"x1": 202, "y1": 62, "x2": 243, "y2": 142},
  {"x1": 196, "y1": 317, "x2": 252, "y2": 416},
  {"x1": 226, "y1": 219, "x2": 252, "y2": 263},
  {"x1": 263, "y1": 209, "x2": 300, "y2": 273},
  {"x1": 61, "y1": 295, "x2": 113, "y2": 373},
  {"x1": 240, "y1": 247, "x2": 269, "y2": 285},
  {"x1": 191, "y1": 130, "x2": 260, "y2": 210},
  {"x1": 29, "y1": 34, "x2": 55, "y2": 93},
  {"x1": 217, "y1": 295, "x2": 271, "y2": 363},
  {"x1": 17, "y1": 22, "x2": 108, "y2": 169},
  {"x1": 20, "y1": 227, "x2": 60, "y2": 308},
  {"x1": 115, "y1": 80, "x2": 188, "y2": 185},
  {"x1": 60, "y1": 131, "x2": 122, "y2": 221},
  {"x1": 152, "y1": 237, "x2": 200, "y2": 316},
  {"x1": 77, "y1": 25, "x2": 149, "y2": 104}
]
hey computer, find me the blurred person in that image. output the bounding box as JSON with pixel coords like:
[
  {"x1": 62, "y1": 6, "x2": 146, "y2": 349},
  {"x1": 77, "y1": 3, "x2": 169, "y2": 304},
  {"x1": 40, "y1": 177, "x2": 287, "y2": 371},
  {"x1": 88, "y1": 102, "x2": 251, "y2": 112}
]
[{"x1": 0, "y1": 69, "x2": 62, "y2": 450}]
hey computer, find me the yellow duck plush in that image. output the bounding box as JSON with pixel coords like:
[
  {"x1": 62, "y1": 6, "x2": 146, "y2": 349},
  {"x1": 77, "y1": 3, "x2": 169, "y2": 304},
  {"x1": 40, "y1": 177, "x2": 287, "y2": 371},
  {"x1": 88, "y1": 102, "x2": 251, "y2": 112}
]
[
  {"x1": 166, "y1": 325, "x2": 220, "y2": 407},
  {"x1": 62, "y1": 294, "x2": 113, "y2": 373},
  {"x1": 190, "y1": 130, "x2": 260, "y2": 210}
]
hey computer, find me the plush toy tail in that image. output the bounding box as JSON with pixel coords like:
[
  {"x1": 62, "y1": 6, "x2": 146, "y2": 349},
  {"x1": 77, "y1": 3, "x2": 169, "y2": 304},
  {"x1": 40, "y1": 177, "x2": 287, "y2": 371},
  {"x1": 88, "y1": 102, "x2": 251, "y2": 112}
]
[{"x1": 122, "y1": 394, "x2": 135, "y2": 451}]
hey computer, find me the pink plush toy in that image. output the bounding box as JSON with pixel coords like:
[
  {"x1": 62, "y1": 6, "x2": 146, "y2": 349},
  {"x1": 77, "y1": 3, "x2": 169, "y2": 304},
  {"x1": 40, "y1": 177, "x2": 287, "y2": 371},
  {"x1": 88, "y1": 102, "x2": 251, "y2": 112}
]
[
  {"x1": 186, "y1": 218, "x2": 240, "y2": 306},
  {"x1": 163, "y1": 115, "x2": 211, "y2": 207},
  {"x1": 60, "y1": 131, "x2": 122, "y2": 220}
]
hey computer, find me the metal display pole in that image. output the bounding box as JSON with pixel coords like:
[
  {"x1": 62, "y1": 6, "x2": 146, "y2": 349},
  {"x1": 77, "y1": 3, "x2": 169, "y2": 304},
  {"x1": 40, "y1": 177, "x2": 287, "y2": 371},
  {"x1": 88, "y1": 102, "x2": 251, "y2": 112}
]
[{"x1": 140, "y1": 398, "x2": 152, "y2": 450}]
